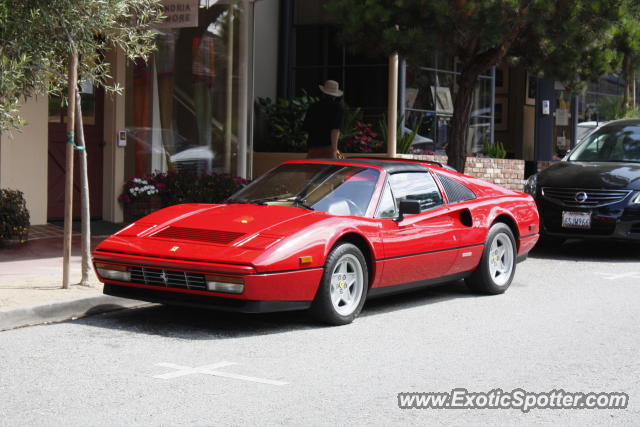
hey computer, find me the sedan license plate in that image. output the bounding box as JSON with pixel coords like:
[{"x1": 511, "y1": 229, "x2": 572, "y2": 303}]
[{"x1": 562, "y1": 211, "x2": 591, "y2": 229}]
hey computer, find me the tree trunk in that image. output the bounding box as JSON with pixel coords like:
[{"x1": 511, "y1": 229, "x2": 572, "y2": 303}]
[
  {"x1": 75, "y1": 92, "x2": 92, "y2": 286},
  {"x1": 446, "y1": 73, "x2": 478, "y2": 173},
  {"x1": 623, "y1": 52, "x2": 632, "y2": 109},
  {"x1": 633, "y1": 70, "x2": 637, "y2": 109},
  {"x1": 62, "y1": 49, "x2": 78, "y2": 289}
]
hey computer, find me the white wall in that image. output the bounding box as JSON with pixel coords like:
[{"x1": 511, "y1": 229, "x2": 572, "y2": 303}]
[
  {"x1": 102, "y1": 49, "x2": 126, "y2": 223},
  {"x1": 253, "y1": 0, "x2": 279, "y2": 101},
  {"x1": 0, "y1": 96, "x2": 49, "y2": 225}
]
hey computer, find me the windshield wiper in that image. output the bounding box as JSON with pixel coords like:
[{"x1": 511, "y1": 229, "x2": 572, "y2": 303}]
[
  {"x1": 290, "y1": 197, "x2": 315, "y2": 210},
  {"x1": 225, "y1": 198, "x2": 245, "y2": 204},
  {"x1": 242, "y1": 196, "x2": 315, "y2": 210}
]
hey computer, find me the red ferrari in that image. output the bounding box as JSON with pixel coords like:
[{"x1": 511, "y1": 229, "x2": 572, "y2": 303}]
[{"x1": 93, "y1": 158, "x2": 539, "y2": 325}]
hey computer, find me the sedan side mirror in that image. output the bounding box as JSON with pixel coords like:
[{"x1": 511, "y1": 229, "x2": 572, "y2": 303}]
[{"x1": 395, "y1": 199, "x2": 421, "y2": 222}]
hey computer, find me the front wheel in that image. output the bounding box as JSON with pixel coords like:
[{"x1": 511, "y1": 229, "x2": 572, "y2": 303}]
[
  {"x1": 310, "y1": 243, "x2": 368, "y2": 325},
  {"x1": 465, "y1": 223, "x2": 516, "y2": 294}
]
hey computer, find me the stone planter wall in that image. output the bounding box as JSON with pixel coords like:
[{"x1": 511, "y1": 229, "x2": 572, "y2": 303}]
[
  {"x1": 252, "y1": 152, "x2": 526, "y2": 192},
  {"x1": 122, "y1": 195, "x2": 163, "y2": 224}
]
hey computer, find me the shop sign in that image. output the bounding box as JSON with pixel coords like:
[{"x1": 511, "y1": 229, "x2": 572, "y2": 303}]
[{"x1": 157, "y1": 0, "x2": 198, "y2": 28}]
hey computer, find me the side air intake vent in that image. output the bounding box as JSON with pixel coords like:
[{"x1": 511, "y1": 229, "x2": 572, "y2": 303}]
[
  {"x1": 152, "y1": 227, "x2": 244, "y2": 245},
  {"x1": 436, "y1": 174, "x2": 476, "y2": 204}
]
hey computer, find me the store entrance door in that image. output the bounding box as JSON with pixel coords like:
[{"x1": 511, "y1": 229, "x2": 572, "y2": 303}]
[{"x1": 47, "y1": 88, "x2": 104, "y2": 220}]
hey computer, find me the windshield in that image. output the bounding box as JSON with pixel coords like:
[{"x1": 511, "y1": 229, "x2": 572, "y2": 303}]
[
  {"x1": 228, "y1": 163, "x2": 380, "y2": 216},
  {"x1": 568, "y1": 123, "x2": 640, "y2": 162}
]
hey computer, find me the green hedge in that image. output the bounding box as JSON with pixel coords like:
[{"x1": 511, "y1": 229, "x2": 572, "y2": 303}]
[
  {"x1": 119, "y1": 171, "x2": 249, "y2": 207},
  {"x1": 0, "y1": 189, "x2": 30, "y2": 243}
]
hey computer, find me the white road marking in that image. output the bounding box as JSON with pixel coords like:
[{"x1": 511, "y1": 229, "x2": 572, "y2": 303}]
[
  {"x1": 596, "y1": 272, "x2": 640, "y2": 280},
  {"x1": 153, "y1": 361, "x2": 288, "y2": 386},
  {"x1": 154, "y1": 361, "x2": 236, "y2": 379}
]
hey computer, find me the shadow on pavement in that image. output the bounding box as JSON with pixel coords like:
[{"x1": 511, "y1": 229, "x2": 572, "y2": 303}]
[
  {"x1": 529, "y1": 238, "x2": 640, "y2": 262},
  {"x1": 74, "y1": 280, "x2": 476, "y2": 339}
]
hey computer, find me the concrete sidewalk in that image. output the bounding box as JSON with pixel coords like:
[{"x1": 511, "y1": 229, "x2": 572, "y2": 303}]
[{"x1": 0, "y1": 225, "x2": 145, "y2": 331}]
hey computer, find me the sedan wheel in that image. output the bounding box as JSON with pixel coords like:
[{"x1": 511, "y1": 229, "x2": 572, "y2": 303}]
[
  {"x1": 311, "y1": 243, "x2": 368, "y2": 325},
  {"x1": 465, "y1": 222, "x2": 517, "y2": 294}
]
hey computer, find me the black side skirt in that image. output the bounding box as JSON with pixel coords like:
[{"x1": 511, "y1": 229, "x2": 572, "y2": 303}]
[
  {"x1": 103, "y1": 283, "x2": 311, "y2": 314},
  {"x1": 367, "y1": 272, "x2": 472, "y2": 299}
]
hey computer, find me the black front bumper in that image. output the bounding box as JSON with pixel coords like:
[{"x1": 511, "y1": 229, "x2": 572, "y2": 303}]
[
  {"x1": 538, "y1": 199, "x2": 640, "y2": 241},
  {"x1": 104, "y1": 283, "x2": 312, "y2": 313}
]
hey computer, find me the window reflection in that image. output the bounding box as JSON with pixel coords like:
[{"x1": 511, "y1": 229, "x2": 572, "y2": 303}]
[{"x1": 126, "y1": 3, "x2": 241, "y2": 177}]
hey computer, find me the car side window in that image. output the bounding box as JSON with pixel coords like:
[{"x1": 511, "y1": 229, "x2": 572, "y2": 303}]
[
  {"x1": 389, "y1": 172, "x2": 444, "y2": 212},
  {"x1": 376, "y1": 183, "x2": 397, "y2": 218}
]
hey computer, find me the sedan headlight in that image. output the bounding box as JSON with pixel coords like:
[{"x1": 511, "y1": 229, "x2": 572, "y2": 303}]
[
  {"x1": 631, "y1": 192, "x2": 640, "y2": 204},
  {"x1": 95, "y1": 263, "x2": 131, "y2": 282},
  {"x1": 524, "y1": 174, "x2": 538, "y2": 196},
  {"x1": 205, "y1": 274, "x2": 244, "y2": 294}
]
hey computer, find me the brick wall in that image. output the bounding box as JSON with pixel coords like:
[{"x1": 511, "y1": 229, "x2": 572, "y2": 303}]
[{"x1": 398, "y1": 154, "x2": 525, "y2": 192}]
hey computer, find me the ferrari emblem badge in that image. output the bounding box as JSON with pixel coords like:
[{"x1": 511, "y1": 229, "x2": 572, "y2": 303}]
[
  {"x1": 170, "y1": 246, "x2": 180, "y2": 252},
  {"x1": 339, "y1": 280, "x2": 346, "y2": 289}
]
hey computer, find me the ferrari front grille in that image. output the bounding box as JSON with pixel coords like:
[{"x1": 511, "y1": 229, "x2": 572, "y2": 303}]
[
  {"x1": 151, "y1": 226, "x2": 245, "y2": 245},
  {"x1": 129, "y1": 266, "x2": 207, "y2": 291},
  {"x1": 541, "y1": 187, "x2": 631, "y2": 208}
]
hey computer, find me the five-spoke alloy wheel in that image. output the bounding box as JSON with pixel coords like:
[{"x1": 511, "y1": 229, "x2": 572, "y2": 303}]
[
  {"x1": 311, "y1": 243, "x2": 368, "y2": 325},
  {"x1": 466, "y1": 222, "x2": 517, "y2": 294}
]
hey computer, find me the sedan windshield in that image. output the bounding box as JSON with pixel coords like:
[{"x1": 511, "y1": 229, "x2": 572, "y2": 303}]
[
  {"x1": 228, "y1": 163, "x2": 380, "y2": 217},
  {"x1": 568, "y1": 123, "x2": 640, "y2": 162}
]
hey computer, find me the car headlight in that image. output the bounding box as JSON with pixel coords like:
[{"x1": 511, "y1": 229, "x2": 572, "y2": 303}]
[
  {"x1": 95, "y1": 263, "x2": 131, "y2": 282},
  {"x1": 205, "y1": 274, "x2": 245, "y2": 294},
  {"x1": 524, "y1": 174, "x2": 538, "y2": 196},
  {"x1": 631, "y1": 192, "x2": 640, "y2": 204}
]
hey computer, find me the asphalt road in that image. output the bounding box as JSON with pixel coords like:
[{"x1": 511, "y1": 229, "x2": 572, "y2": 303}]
[{"x1": 1, "y1": 240, "x2": 639, "y2": 426}]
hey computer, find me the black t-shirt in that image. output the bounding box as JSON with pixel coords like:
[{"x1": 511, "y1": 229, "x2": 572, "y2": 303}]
[{"x1": 303, "y1": 98, "x2": 344, "y2": 148}]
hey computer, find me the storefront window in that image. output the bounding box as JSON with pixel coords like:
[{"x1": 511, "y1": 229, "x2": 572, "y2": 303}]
[
  {"x1": 125, "y1": 0, "x2": 245, "y2": 178},
  {"x1": 577, "y1": 75, "x2": 625, "y2": 124},
  {"x1": 291, "y1": 0, "x2": 388, "y2": 118},
  {"x1": 404, "y1": 58, "x2": 494, "y2": 154}
]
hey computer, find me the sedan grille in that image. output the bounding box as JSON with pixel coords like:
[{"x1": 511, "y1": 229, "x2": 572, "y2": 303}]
[
  {"x1": 541, "y1": 187, "x2": 631, "y2": 208},
  {"x1": 129, "y1": 266, "x2": 207, "y2": 291}
]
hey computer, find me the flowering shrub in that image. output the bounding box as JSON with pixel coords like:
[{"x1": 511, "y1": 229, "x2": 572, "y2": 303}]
[
  {"x1": 155, "y1": 171, "x2": 249, "y2": 206},
  {"x1": 118, "y1": 177, "x2": 165, "y2": 204},
  {"x1": 0, "y1": 189, "x2": 30, "y2": 244},
  {"x1": 119, "y1": 171, "x2": 249, "y2": 208},
  {"x1": 341, "y1": 121, "x2": 383, "y2": 153}
]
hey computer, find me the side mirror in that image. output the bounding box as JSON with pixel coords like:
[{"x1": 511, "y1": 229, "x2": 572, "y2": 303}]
[{"x1": 395, "y1": 199, "x2": 421, "y2": 222}]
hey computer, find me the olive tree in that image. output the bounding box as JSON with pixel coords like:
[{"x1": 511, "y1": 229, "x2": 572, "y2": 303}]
[{"x1": 0, "y1": 0, "x2": 163, "y2": 287}]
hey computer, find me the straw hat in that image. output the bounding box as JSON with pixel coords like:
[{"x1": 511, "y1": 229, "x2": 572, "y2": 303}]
[{"x1": 319, "y1": 80, "x2": 343, "y2": 97}]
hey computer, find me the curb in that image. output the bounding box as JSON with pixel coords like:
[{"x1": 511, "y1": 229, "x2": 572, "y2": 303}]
[{"x1": 0, "y1": 296, "x2": 148, "y2": 331}]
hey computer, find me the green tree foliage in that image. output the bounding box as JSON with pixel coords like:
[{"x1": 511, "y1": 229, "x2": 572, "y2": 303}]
[
  {"x1": 0, "y1": 0, "x2": 163, "y2": 131},
  {"x1": 326, "y1": 0, "x2": 623, "y2": 172},
  {"x1": 611, "y1": 0, "x2": 640, "y2": 109}
]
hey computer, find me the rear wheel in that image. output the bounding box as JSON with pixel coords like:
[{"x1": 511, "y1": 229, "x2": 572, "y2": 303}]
[
  {"x1": 310, "y1": 243, "x2": 368, "y2": 325},
  {"x1": 465, "y1": 223, "x2": 516, "y2": 294}
]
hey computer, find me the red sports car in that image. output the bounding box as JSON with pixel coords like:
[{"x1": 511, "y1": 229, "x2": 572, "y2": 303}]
[{"x1": 93, "y1": 158, "x2": 539, "y2": 325}]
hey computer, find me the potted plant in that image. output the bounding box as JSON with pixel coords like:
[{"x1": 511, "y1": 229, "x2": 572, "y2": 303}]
[{"x1": 118, "y1": 176, "x2": 164, "y2": 223}]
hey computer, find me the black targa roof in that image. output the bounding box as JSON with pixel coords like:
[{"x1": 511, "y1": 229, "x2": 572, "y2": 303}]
[{"x1": 300, "y1": 158, "x2": 433, "y2": 174}]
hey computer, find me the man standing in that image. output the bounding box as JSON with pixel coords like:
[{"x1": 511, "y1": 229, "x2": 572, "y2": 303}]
[{"x1": 303, "y1": 80, "x2": 344, "y2": 158}]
